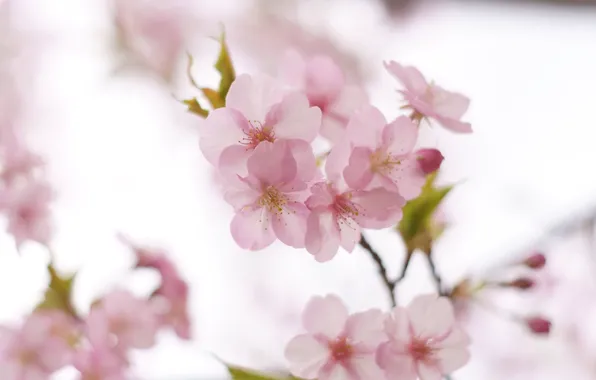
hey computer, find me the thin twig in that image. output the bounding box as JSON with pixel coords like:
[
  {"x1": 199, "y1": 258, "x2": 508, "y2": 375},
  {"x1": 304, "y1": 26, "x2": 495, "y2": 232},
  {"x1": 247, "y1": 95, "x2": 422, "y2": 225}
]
[
  {"x1": 426, "y1": 248, "x2": 446, "y2": 296},
  {"x1": 359, "y1": 235, "x2": 397, "y2": 308},
  {"x1": 395, "y1": 250, "x2": 413, "y2": 283}
]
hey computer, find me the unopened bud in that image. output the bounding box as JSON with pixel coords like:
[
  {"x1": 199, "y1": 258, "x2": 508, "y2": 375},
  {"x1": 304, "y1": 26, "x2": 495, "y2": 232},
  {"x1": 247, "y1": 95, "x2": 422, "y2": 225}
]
[
  {"x1": 526, "y1": 316, "x2": 551, "y2": 335},
  {"x1": 416, "y1": 148, "x2": 444, "y2": 174},
  {"x1": 508, "y1": 277, "x2": 535, "y2": 290},
  {"x1": 523, "y1": 252, "x2": 546, "y2": 270}
]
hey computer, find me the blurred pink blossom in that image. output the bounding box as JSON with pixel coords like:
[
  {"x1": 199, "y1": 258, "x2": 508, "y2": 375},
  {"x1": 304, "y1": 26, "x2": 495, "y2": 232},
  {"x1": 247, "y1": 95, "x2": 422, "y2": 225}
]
[
  {"x1": 113, "y1": 0, "x2": 195, "y2": 81},
  {"x1": 280, "y1": 50, "x2": 368, "y2": 142},
  {"x1": 285, "y1": 294, "x2": 386, "y2": 380},
  {"x1": 0, "y1": 311, "x2": 79, "y2": 379},
  {"x1": 87, "y1": 289, "x2": 160, "y2": 351},
  {"x1": 377, "y1": 294, "x2": 471, "y2": 380}
]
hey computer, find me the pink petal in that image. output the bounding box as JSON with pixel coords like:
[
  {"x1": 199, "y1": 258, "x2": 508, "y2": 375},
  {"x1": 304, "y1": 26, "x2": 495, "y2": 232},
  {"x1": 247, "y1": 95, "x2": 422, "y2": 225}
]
[
  {"x1": 305, "y1": 211, "x2": 341, "y2": 262},
  {"x1": 247, "y1": 141, "x2": 297, "y2": 185},
  {"x1": 226, "y1": 73, "x2": 284, "y2": 122},
  {"x1": 305, "y1": 182, "x2": 335, "y2": 211},
  {"x1": 338, "y1": 219, "x2": 360, "y2": 253},
  {"x1": 430, "y1": 86, "x2": 470, "y2": 119},
  {"x1": 349, "y1": 355, "x2": 385, "y2": 380},
  {"x1": 302, "y1": 295, "x2": 348, "y2": 338},
  {"x1": 223, "y1": 184, "x2": 261, "y2": 211},
  {"x1": 304, "y1": 55, "x2": 345, "y2": 106},
  {"x1": 343, "y1": 147, "x2": 374, "y2": 190},
  {"x1": 382, "y1": 116, "x2": 418, "y2": 155},
  {"x1": 436, "y1": 326, "x2": 470, "y2": 348},
  {"x1": 199, "y1": 108, "x2": 247, "y2": 166},
  {"x1": 416, "y1": 362, "x2": 443, "y2": 380},
  {"x1": 351, "y1": 188, "x2": 405, "y2": 228},
  {"x1": 390, "y1": 156, "x2": 426, "y2": 201},
  {"x1": 269, "y1": 92, "x2": 321, "y2": 142},
  {"x1": 344, "y1": 309, "x2": 386, "y2": 348},
  {"x1": 436, "y1": 346, "x2": 470, "y2": 374},
  {"x1": 271, "y1": 201, "x2": 309, "y2": 248},
  {"x1": 325, "y1": 140, "x2": 352, "y2": 184},
  {"x1": 345, "y1": 105, "x2": 385, "y2": 148},
  {"x1": 319, "y1": 363, "x2": 351, "y2": 380},
  {"x1": 279, "y1": 49, "x2": 307, "y2": 89},
  {"x1": 376, "y1": 342, "x2": 417, "y2": 380},
  {"x1": 218, "y1": 144, "x2": 253, "y2": 178},
  {"x1": 384, "y1": 61, "x2": 428, "y2": 94},
  {"x1": 285, "y1": 334, "x2": 330, "y2": 379},
  {"x1": 435, "y1": 116, "x2": 473, "y2": 134},
  {"x1": 407, "y1": 295, "x2": 455, "y2": 339},
  {"x1": 287, "y1": 139, "x2": 319, "y2": 183},
  {"x1": 230, "y1": 207, "x2": 276, "y2": 250},
  {"x1": 385, "y1": 307, "x2": 410, "y2": 342},
  {"x1": 327, "y1": 85, "x2": 368, "y2": 121},
  {"x1": 321, "y1": 85, "x2": 368, "y2": 143}
]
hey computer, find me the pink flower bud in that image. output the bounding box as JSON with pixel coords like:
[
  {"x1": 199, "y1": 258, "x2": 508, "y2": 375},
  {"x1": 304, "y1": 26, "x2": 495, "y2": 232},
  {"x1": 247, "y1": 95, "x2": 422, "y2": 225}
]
[
  {"x1": 523, "y1": 252, "x2": 546, "y2": 269},
  {"x1": 508, "y1": 277, "x2": 535, "y2": 290},
  {"x1": 526, "y1": 316, "x2": 551, "y2": 335},
  {"x1": 416, "y1": 148, "x2": 444, "y2": 174}
]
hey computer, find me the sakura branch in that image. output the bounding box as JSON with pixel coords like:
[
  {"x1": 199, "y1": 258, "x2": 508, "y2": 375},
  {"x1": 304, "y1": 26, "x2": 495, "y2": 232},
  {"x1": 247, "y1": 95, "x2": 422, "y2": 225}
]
[{"x1": 184, "y1": 35, "x2": 486, "y2": 379}]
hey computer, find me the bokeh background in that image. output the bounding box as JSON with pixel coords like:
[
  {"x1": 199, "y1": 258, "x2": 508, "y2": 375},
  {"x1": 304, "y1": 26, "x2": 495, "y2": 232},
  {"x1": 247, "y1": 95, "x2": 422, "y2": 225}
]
[{"x1": 1, "y1": 0, "x2": 596, "y2": 378}]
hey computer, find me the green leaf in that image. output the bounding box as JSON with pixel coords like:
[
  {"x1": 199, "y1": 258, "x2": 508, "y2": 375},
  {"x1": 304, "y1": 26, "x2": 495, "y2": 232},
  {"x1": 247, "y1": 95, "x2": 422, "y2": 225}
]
[
  {"x1": 214, "y1": 31, "x2": 235, "y2": 101},
  {"x1": 36, "y1": 263, "x2": 77, "y2": 316},
  {"x1": 182, "y1": 98, "x2": 209, "y2": 117},
  {"x1": 227, "y1": 365, "x2": 299, "y2": 380},
  {"x1": 201, "y1": 87, "x2": 225, "y2": 109},
  {"x1": 398, "y1": 172, "x2": 454, "y2": 252}
]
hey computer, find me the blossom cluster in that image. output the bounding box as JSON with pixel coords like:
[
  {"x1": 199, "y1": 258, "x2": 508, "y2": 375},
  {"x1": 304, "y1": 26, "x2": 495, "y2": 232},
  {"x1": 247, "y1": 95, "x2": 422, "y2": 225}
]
[
  {"x1": 194, "y1": 47, "x2": 475, "y2": 379},
  {"x1": 285, "y1": 294, "x2": 470, "y2": 380},
  {"x1": 198, "y1": 51, "x2": 471, "y2": 262},
  {"x1": 0, "y1": 237, "x2": 191, "y2": 379}
]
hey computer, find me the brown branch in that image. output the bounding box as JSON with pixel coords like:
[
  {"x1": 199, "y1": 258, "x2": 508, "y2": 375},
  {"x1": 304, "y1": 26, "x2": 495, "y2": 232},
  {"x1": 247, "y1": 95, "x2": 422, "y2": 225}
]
[
  {"x1": 426, "y1": 248, "x2": 447, "y2": 296},
  {"x1": 359, "y1": 235, "x2": 397, "y2": 308}
]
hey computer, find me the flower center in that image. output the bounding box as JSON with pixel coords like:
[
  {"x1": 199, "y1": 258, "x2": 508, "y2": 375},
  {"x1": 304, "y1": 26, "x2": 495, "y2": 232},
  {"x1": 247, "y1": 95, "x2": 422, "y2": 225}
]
[
  {"x1": 328, "y1": 336, "x2": 354, "y2": 363},
  {"x1": 239, "y1": 120, "x2": 275, "y2": 150},
  {"x1": 370, "y1": 149, "x2": 402, "y2": 175},
  {"x1": 333, "y1": 193, "x2": 360, "y2": 223},
  {"x1": 258, "y1": 186, "x2": 287, "y2": 214},
  {"x1": 408, "y1": 337, "x2": 434, "y2": 362}
]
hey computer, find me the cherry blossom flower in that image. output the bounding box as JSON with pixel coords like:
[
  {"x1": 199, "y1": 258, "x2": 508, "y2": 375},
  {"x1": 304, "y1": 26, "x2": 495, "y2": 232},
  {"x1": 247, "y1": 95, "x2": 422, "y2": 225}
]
[
  {"x1": 0, "y1": 143, "x2": 44, "y2": 185},
  {"x1": 305, "y1": 182, "x2": 405, "y2": 262},
  {"x1": 342, "y1": 106, "x2": 425, "y2": 200},
  {"x1": 86, "y1": 289, "x2": 160, "y2": 351},
  {"x1": 224, "y1": 140, "x2": 316, "y2": 250},
  {"x1": 280, "y1": 50, "x2": 368, "y2": 142},
  {"x1": 285, "y1": 294, "x2": 386, "y2": 380},
  {"x1": 199, "y1": 73, "x2": 321, "y2": 177},
  {"x1": 113, "y1": 0, "x2": 194, "y2": 81},
  {"x1": 0, "y1": 311, "x2": 79, "y2": 379},
  {"x1": 117, "y1": 234, "x2": 192, "y2": 340},
  {"x1": 0, "y1": 179, "x2": 54, "y2": 248},
  {"x1": 376, "y1": 294, "x2": 471, "y2": 380},
  {"x1": 73, "y1": 343, "x2": 128, "y2": 380},
  {"x1": 384, "y1": 61, "x2": 472, "y2": 133}
]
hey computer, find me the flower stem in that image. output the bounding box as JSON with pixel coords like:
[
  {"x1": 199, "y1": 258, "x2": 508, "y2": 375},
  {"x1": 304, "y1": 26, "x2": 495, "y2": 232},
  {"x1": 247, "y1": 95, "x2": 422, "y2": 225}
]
[{"x1": 358, "y1": 235, "x2": 397, "y2": 308}]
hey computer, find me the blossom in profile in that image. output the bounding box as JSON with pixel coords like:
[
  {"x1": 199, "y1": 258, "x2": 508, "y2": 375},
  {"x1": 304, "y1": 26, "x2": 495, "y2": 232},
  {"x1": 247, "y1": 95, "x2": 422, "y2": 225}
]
[{"x1": 385, "y1": 61, "x2": 472, "y2": 133}]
